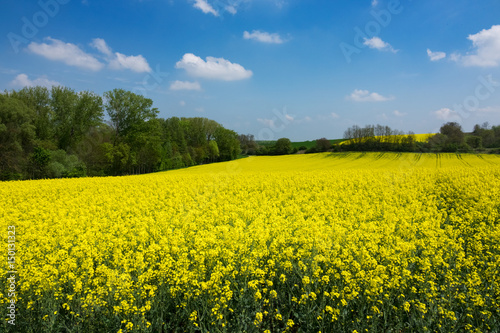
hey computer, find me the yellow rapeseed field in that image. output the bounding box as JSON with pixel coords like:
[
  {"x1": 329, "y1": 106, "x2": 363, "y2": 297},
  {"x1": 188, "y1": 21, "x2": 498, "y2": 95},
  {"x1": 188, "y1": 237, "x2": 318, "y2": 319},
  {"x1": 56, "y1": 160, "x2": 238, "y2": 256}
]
[{"x1": 1, "y1": 152, "x2": 500, "y2": 332}]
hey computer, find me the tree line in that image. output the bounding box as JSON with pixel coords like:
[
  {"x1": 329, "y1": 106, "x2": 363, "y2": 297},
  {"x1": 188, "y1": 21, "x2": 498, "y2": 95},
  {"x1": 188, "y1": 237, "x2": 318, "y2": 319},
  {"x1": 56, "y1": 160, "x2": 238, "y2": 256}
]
[
  {"x1": 339, "y1": 122, "x2": 500, "y2": 153},
  {"x1": 244, "y1": 122, "x2": 500, "y2": 156},
  {"x1": 0, "y1": 86, "x2": 240, "y2": 180}
]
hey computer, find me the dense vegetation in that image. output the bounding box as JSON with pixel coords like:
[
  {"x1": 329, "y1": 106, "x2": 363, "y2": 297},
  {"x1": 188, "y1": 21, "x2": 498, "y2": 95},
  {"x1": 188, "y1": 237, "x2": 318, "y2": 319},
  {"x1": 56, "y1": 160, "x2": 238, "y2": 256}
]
[{"x1": 0, "y1": 86, "x2": 240, "y2": 180}]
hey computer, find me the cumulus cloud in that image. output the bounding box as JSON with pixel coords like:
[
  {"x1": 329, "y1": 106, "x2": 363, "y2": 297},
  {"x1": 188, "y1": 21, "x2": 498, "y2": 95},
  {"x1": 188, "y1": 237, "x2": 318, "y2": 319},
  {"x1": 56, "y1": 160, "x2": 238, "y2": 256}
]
[
  {"x1": 28, "y1": 37, "x2": 104, "y2": 71},
  {"x1": 243, "y1": 30, "x2": 284, "y2": 44},
  {"x1": 453, "y1": 25, "x2": 500, "y2": 67},
  {"x1": 108, "y1": 53, "x2": 151, "y2": 73},
  {"x1": 10, "y1": 73, "x2": 60, "y2": 88},
  {"x1": 28, "y1": 37, "x2": 151, "y2": 73},
  {"x1": 427, "y1": 49, "x2": 446, "y2": 61},
  {"x1": 175, "y1": 53, "x2": 253, "y2": 81},
  {"x1": 169, "y1": 80, "x2": 202, "y2": 91},
  {"x1": 193, "y1": 0, "x2": 219, "y2": 16},
  {"x1": 363, "y1": 37, "x2": 397, "y2": 53},
  {"x1": 90, "y1": 38, "x2": 112, "y2": 56},
  {"x1": 434, "y1": 108, "x2": 461, "y2": 121},
  {"x1": 347, "y1": 89, "x2": 394, "y2": 102},
  {"x1": 91, "y1": 38, "x2": 151, "y2": 73},
  {"x1": 393, "y1": 110, "x2": 406, "y2": 117}
]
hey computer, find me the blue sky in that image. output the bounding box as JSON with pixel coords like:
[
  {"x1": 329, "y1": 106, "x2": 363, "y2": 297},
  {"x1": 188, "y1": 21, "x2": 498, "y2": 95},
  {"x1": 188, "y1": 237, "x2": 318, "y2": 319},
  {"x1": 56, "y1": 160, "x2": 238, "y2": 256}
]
[{"x1": 1, "y1": 0, "x2": 500, "y2": 141}]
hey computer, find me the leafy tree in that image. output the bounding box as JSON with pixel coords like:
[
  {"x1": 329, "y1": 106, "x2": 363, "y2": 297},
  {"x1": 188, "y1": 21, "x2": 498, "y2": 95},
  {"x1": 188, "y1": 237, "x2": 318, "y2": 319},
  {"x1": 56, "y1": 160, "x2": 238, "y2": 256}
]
[
  {"x1": 275, "y1": 138, "x2": 292, "y2": 155},
  {"x1": 0, "y1": 94, "x2": 35, "y2": 179},
  {"x1": 51, "y1": 86, "x2": 103, "y2": 151},
  {"x1": 466, "y1": 136, "x2": 482, "y2": 149},
  {"x1": 315, "y1": 138, "x2": 331, "y2": 152},
  {"x1": 208, "y1": 140, "x2": 220, "y2": 162},
  {"x1": 9, "y1": 86, "x2": 53, "y2": 143},
  {"x1": 104, "y1": 89, "x2": 159, "y2": 173},
  {"x1": 46, "y1": 150, "x2": 86, "y2": 178},
  {"x1": 239, "y1": 134, "x2": 259, "y2": 155},
  {"x1": 104, "y1": 89, "x2": 158, "y2": 144},
  {"x1": 440, "y1": 122, "x2": 465, "y2": 145},
  {"x1": 28, "y1": 146, "x2": 50, "y2": 179},
  {"x1": 214, "y1": 127, "x2": 241, "y2": 161}
]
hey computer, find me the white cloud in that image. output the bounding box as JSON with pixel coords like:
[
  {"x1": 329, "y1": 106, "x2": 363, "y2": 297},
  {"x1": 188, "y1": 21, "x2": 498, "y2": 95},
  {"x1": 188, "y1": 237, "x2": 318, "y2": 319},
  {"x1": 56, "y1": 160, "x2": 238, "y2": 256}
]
[
  {"x1": 10, "y1": 73, "x2": 60, "y2": 88},
  {"x1": 393, "y1": 110, "x2": 406, "y2": 117},
  {"x1": 193, "y1": 0, "x2": 219, "y2": 16},
  {"x1": 195, "y1": 107, "x2": 205, "y2": 113},
  {"x1": 434, "y1": 108, "x2": 460, "y2": 121},
  {"x1": 225, "y1": 5, "x2": 237, "y2": 14},
  {"x1": 243, "y1": 30, "x2": 284, "y2": 44},
  {"x1": 175, "y1": 53, "x2": 253, "y2": 81},
  {"x1": 453, "y1": 25, "x2": 500, "y2": 67},
  {"x1": 28, "y1": 37, "x2": 151, "y2": 73},
  {"x1": 179, "y1": 100, "x2": 186, "y2": 106},
  {"x1": 347, "y1": 89, "x2": 394, "y2": 102},
  {"x1": 427, "y1": 49, "x2": 446, "y2": 61},
  {"x1": 28, "y1": 37, "x2": 104, "y2": 71},
  {"x1": 169, "y1": 80, "x2": 201, "y2": 91},
  {"x1": 90, "y1": 38, "x2": 112, "y2": 56},
  {"x1": 363, "y1": 37, "x2": 397, "y2": 53},
  {"x1": 91, "y1": 38, "x2": 151, "y2": 73},
  {"x1": 109, "y1": 52, "x2": 151, "y2": 73},
  {"x1": 330, "y1": 112, "x2": 340, "y2": 119},
  {"x1": 371, "y1": 0, "x2": 378, "y2": 7}
]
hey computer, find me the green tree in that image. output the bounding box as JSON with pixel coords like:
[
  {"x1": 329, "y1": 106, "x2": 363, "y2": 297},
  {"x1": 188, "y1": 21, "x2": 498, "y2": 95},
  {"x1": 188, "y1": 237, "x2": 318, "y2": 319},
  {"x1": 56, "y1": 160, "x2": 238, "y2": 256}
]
[
  {"x1": 440, "y1": 122, "x2": 465, "y2": 145},
  {"x1": 104, "y1": 89, "x2": 159, "y2": 174},
  {"x1": 51, "y1": 86, "x2": 103, "y2": 151},
  {"x1": 208, "y1": 140, "x2": 220, "y2": 162},
  {"x1": 214, "y1": 127, "x2": 241, "y2": 161},
  {"x1": 104, "y1": 89, "x2": 158, "y2": 144},
  {"x1": 274, "y1": 138, "x2": 292, "y2": 155},
  {"x1": 0, "y1": 94, "x2": 35, "y2": 179},
  {"x1": 315, "y1": 138, "x2": 331, "y2": 152},
  {"x1": 9, "y1": 86, "x2": 53, "y2": 144}
]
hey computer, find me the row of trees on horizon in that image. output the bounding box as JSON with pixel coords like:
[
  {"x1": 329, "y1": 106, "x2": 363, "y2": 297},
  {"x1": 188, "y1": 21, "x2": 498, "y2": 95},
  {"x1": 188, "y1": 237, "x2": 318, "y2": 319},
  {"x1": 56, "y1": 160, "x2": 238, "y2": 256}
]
[
  {"x1": 0, "y1": 86, "x2": 240, "y2": 181},
  {"x1": 2, "y1": 85, "x2": 500, "y2": 181}
]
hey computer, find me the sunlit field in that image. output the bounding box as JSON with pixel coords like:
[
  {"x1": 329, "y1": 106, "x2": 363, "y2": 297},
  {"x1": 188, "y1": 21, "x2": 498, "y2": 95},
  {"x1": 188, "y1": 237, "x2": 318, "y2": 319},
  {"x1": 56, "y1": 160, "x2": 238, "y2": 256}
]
[{"x1": 2, "y1": 153, "x2": 500, "y2": 332}]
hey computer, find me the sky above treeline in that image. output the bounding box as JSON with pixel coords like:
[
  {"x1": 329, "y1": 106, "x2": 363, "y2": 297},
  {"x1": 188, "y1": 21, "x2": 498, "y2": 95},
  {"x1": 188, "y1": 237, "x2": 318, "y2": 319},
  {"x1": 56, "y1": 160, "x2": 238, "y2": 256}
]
[{"x1": 2, "y1": 0, "x2": 500, "y2": 141}]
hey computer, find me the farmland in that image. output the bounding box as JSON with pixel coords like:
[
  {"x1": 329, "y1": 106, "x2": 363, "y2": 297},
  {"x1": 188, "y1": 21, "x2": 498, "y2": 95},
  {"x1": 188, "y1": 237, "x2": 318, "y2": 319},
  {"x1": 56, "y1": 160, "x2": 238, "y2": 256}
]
[{"x1": 1, "y1": 153, "x2": 500, "y2": 332}]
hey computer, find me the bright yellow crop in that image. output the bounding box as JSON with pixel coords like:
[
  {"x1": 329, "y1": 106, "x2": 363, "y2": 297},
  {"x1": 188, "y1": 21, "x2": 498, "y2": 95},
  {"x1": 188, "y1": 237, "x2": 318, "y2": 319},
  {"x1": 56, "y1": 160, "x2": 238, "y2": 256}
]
[{"x1": 1, "y1": 152, "x2": 500, "y2": 332}]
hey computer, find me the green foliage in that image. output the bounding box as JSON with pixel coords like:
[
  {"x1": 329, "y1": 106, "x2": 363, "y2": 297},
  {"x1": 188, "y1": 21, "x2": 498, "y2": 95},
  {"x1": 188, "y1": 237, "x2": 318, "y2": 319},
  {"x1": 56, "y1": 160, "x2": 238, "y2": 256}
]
[
  {"x1": 214, "y1": 127, "x2": 241, "y2": 161},
  {"x1": 28, "y1": 146, "x2": 50, "y2": 179},
  {"x1": 274, "y1": 138, "x2": 292, "y2": 155},
  {"x1": 46, "y1": 150, "x2": 86, "y2": 178},
  {"x1": 315, "y1": 137, "x2": 331, "y2": 152},
  {"x1": 0, "y1": 94, "x2": 35, "y2": 177}
]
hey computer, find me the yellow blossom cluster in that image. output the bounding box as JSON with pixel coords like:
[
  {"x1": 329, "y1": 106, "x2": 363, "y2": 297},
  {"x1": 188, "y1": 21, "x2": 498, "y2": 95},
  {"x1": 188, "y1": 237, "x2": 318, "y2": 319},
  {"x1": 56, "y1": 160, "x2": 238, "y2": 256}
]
[{"x1": 1, "y1": 152, "x2": 499, "y2": 332}]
